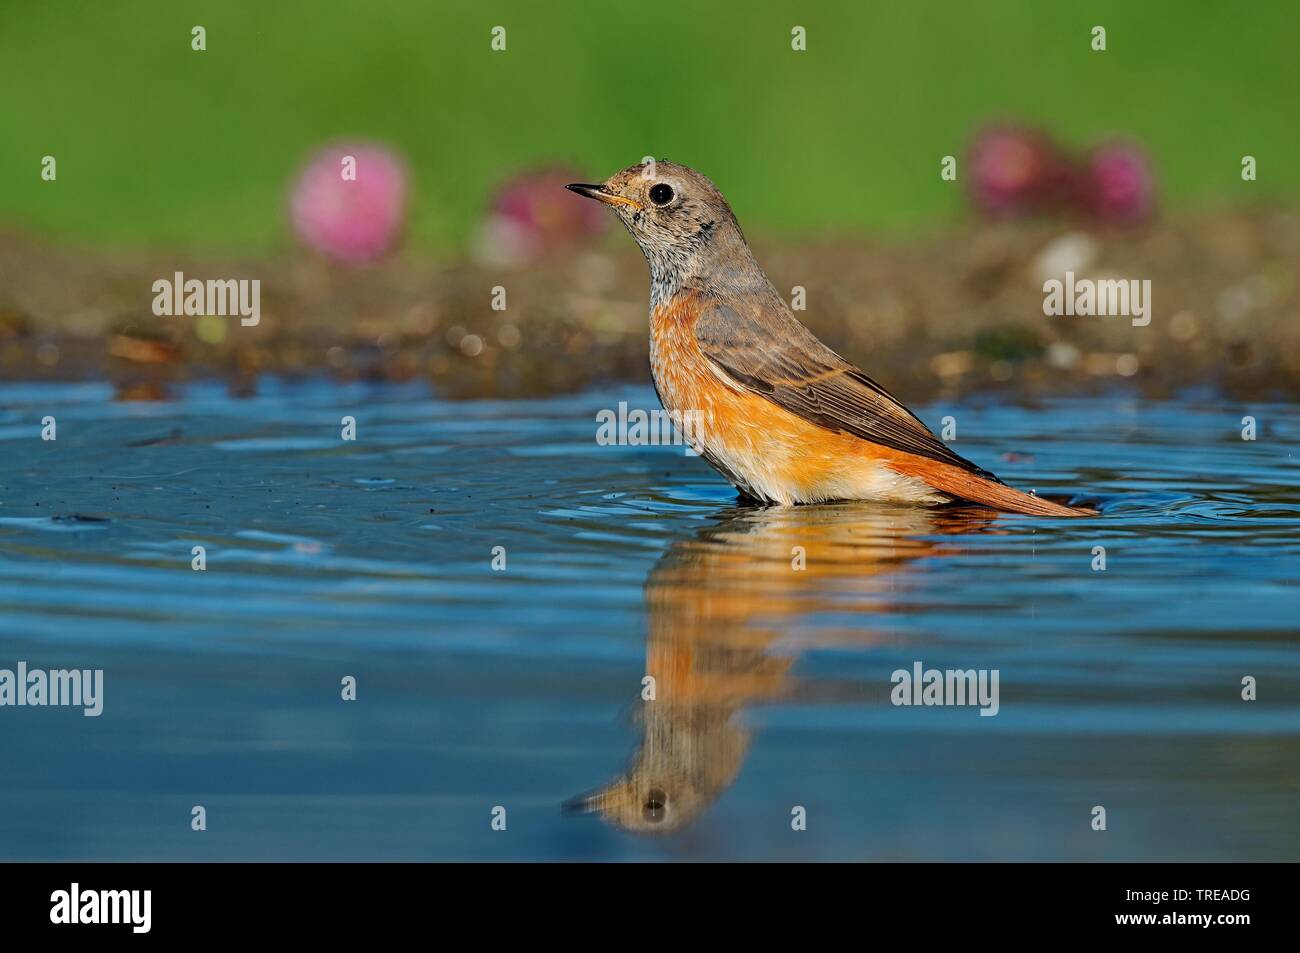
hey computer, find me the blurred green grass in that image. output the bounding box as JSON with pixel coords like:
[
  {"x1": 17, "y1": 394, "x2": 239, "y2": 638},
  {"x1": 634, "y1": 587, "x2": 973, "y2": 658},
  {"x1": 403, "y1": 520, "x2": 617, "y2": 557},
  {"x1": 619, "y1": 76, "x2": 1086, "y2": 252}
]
[{"x1": 1, "y1": 0, "x2": 1294, "y2": 254}]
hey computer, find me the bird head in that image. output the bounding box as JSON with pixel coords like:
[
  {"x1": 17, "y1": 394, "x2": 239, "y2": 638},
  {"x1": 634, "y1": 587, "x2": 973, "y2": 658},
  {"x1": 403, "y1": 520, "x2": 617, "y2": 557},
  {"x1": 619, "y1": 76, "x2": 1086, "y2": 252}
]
[
  {"x1": 562, "y1": 705, "x2": 750, "y2": 836},
  {"x1": 562, "y1": 776, "x2": 700, "y2": 836},
  {"x1": 566, "y1": 161, "x2": 749, "y2": 291}
]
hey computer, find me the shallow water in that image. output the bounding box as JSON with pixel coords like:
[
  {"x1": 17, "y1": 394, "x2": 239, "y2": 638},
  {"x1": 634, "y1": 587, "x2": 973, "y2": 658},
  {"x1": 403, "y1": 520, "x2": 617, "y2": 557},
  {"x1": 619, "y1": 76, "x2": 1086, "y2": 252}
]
[{"x1": 0, "y1": 379, "x2": 1296, "y2": 860}]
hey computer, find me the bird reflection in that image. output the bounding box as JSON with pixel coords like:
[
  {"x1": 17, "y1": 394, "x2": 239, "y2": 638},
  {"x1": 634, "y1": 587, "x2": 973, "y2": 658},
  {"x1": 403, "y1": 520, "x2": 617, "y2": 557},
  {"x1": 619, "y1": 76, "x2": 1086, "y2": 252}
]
[{"x1": 564, "y1": 502, "x2": 998, "y2": 834}]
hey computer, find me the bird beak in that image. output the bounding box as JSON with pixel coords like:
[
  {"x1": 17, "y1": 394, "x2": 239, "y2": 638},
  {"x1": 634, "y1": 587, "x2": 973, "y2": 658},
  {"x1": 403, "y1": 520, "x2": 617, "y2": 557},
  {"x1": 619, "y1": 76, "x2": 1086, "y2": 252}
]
[
  {"x1": 565, "y1": 182, "x2": 644, "y2": 212},
  {"x1": 560, "y1": 787, "x2": 605, "y2": 817}
]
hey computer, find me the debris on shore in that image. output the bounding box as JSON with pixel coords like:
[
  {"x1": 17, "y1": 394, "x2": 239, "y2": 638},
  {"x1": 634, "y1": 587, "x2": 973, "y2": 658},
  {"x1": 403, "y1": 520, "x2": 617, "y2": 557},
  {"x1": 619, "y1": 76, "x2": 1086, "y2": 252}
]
[{"x1": 2, "y1": 207, "x2": 1296, "y2": 402}]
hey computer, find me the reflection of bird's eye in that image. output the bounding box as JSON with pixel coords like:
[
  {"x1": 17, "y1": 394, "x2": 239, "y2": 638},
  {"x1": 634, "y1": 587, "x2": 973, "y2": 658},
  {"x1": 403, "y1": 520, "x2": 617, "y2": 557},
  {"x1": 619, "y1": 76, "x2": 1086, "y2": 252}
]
[
  {"x1": 643, "y1": 788, "x2": 668, "y2": 822},
  {"x1": 649, "y1": 183, "x2": 674, "y2": 206}
]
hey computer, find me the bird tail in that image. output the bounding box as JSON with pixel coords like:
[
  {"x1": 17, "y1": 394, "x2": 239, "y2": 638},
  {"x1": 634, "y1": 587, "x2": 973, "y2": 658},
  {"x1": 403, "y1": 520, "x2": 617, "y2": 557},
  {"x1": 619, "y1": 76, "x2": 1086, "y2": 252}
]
[{"x1": 890, "y1": 459, "x2": 1097, "y2": 517}]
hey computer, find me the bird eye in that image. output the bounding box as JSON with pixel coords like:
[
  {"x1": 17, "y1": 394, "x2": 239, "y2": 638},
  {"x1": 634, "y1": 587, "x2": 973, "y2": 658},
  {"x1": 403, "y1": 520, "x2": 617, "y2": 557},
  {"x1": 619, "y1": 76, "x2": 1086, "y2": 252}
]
[
  {"x1": 649, "y1": 183, "x2": 674, "y2": 206},
  {"x1": 642, "y1": 788, "x2": 668, "y2": 822}
]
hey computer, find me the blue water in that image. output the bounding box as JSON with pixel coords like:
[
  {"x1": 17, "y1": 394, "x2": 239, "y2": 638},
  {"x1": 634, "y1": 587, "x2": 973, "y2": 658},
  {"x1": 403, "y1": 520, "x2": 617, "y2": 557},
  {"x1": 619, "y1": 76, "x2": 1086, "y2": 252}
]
[{"x1": 0, "y1": 379, "x2": 1297, "y2": 860}]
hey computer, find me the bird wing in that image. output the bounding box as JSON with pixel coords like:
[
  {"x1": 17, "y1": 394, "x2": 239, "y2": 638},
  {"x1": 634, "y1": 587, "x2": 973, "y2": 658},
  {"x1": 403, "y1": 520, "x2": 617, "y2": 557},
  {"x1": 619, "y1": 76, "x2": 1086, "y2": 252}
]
[{"x1": 693, "y1": 298, "x2": 1000, "y2": 480}]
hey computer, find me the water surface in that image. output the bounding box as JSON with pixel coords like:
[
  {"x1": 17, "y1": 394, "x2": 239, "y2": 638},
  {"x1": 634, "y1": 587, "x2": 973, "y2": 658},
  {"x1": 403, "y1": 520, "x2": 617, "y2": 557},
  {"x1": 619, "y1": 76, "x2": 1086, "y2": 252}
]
[{"x1": 1, "y1": 380, "x2": 1296, "y2": 860}]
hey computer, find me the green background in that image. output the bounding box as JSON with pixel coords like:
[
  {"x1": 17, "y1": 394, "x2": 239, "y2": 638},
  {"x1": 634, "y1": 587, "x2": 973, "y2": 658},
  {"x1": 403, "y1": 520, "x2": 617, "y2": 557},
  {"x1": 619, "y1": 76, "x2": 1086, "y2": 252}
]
[{"x1": 1, "y1": 0, "x2": 1293, "y2": 253}]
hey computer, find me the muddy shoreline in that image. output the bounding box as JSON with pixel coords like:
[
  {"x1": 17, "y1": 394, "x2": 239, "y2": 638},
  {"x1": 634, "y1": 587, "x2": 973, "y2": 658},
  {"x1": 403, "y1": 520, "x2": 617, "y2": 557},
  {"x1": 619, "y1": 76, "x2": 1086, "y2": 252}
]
[{"x1": 2, "y1": 207, "x2": 1297, "y2": 401}]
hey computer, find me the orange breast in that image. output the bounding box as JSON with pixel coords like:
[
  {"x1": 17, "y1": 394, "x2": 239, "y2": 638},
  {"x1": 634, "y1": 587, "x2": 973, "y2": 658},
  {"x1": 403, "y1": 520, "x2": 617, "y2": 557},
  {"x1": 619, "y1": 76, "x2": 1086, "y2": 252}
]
[{"x1": 648, "y1": 294, "x2": 938, "y2": 505}]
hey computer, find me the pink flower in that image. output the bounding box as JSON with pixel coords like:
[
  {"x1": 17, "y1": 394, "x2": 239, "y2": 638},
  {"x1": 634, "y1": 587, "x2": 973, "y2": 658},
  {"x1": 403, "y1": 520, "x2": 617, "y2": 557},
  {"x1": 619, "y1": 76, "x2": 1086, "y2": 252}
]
[
  {"x1": 290, "y1": 144, "x2": 408, "y2": 266},
  {"x1": 473, "y1": 165, "x2": 607, "y2": 265},
  {"x1": 967, "y1": 125, "x2": 1074, "y2": 218},
  {"x1": 1079, "y1": 143, "x2": 1155, "y2": 224}
]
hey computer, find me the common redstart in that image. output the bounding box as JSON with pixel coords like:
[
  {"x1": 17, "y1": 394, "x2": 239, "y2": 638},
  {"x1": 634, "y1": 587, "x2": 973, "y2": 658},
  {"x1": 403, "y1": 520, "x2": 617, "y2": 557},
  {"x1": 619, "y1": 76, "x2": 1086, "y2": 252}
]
[{"x1": 568, "y1": 162, "x2": 1092, "y2": 516}]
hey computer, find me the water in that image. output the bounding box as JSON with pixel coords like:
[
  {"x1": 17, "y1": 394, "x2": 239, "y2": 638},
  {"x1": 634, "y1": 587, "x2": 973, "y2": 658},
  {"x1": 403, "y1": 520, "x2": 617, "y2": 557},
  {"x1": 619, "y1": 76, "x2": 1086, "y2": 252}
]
[{"x1": 1, "y1": 379, "x2": 1297, "y2": 860}]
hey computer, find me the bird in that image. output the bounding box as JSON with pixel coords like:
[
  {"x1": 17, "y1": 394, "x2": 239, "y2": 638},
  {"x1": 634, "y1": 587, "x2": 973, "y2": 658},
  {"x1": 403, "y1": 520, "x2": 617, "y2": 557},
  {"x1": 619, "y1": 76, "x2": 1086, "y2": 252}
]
[{"x1": 567, "y1": 162, "x2": 1094, "y2": 516}]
